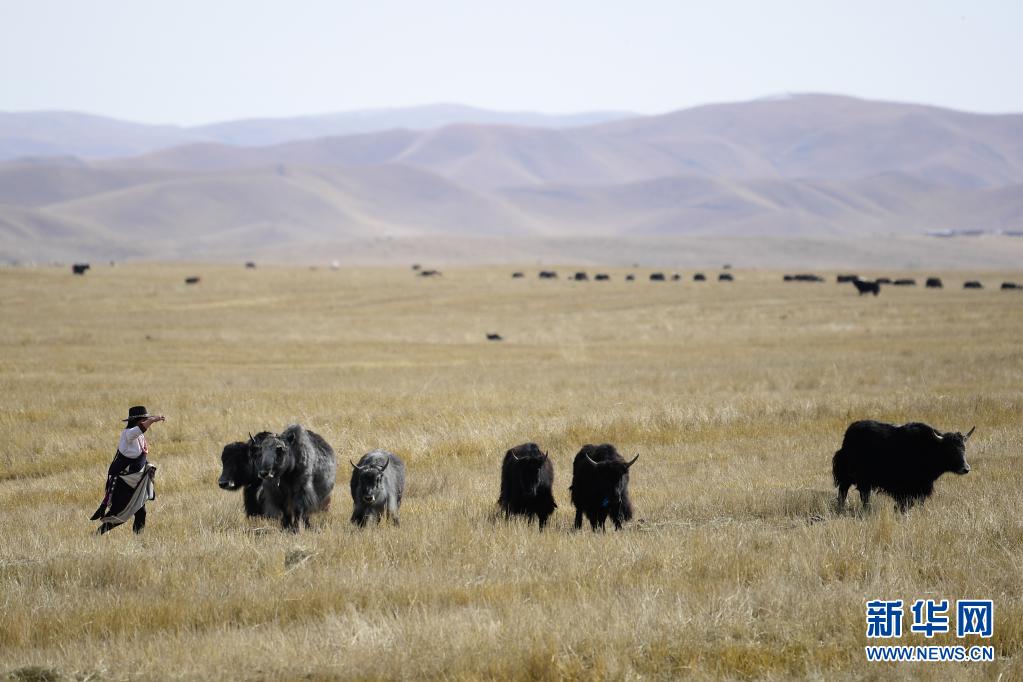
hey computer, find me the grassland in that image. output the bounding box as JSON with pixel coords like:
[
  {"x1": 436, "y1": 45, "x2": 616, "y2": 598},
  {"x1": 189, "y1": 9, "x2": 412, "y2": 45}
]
[{"x1": 0, "y1": 263, "x2": 1021, "y2": 681}]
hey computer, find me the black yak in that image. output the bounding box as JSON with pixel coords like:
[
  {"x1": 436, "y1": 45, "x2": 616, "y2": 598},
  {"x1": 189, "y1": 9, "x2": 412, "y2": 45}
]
[
  {"x1": 926, "y1": 277, "x2": 943, "y2": 288},
  {"x1": 893, "y1": 278, "x2": 916, "y2": 286},
  {"x1": 595, "y1": 273, "x2": 610, "y2": 281},
  {"x1": 876, "y1": 277, "x2": 892, "y2": 284},
  {"x1": 964, "y1": 281, "x2": 983, "y2": 289},
  {"x1": 718, "y1": 273, "x2": 734, "y2": 281},
  {"x1": 1001, "y1": 282, "x2": 1019, "y2": 290},
  {"x1": 573, "y1": 272, "x2": 589, "y2": 281},
  {"x1": 693, "y1": 273, "x2": 706, "y2": 282},
  {"x1": 498, "y1": 443, "x2": 557, "y2": 530},
  {"x1": 570, "y1": 444, "x2": 638, "y2": 531},
  {"x1": 625, "y1": 274, "x2": 635, "y2": 281},
  {"x1": 836, "y1": 274, "x2": 858, "y2": 283},
  {"x1": 512, "y1": 272, "x2": 524, "y2": 278},
  {"x1": 486, "y1": 333, "x2": 503, "y2": 341},
  {"x1": 256, "y1": 424, "x2": 337, "y2": 531},
  {"x1": 185, "y1": 276, "x2": 201, "y2": 285},
  {"x1": 349, "y1": 450, "x2": 406, "y2": 526},
  {"x1": 539, "y1": 271, "x2": 558, "y2": 279},
  {"x1": 218, "y1": 432, "x2": 271, "y2": 517},
  {"x1": 853, "y1": 278, "x2": 880, "y2": 296},
  {"x1": 650, "y1": 273, "x2": 665, "y2": 281},
  {"x1": 420, "y1": 269, "x2": 442, "y2": 277},
  {"x1": 72, "y1": 263, "x2": 90, "y2": 275},
  {"x1": 833, "y1": 421, "x2": 974, "y2": 512}
]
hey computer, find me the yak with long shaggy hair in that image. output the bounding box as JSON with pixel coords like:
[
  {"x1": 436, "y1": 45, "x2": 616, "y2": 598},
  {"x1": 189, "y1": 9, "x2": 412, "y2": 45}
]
[
  {"x1": 498, "y1": 443, "x2": 557, "y2": 530},
  {"x1": 217, "y1": 432, "x2": 272, "y2": 517},
  {"x1": 570, "y1": 444, "x2": 639, "y2": 531},
  {"x1": 833, "y1": 420, "x2": 974, "y2": 512},
  {"x1": 349, "y1": 449, "x2": 406, "y2": 527},
  {"x1": 256, "y1": 424, "x2": 337, "y2": 531}
]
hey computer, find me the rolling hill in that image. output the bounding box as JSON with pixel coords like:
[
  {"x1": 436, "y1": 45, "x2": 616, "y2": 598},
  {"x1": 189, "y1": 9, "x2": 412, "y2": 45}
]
[{"x1": 2, "y1": 94, "x2": 1022, "y2": 264}]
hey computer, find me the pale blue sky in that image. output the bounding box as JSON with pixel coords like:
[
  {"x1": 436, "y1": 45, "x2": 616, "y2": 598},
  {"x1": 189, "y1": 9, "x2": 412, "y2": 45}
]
[{"x1": 2, "y1": 0, "x2": 1020, "y2": 125}]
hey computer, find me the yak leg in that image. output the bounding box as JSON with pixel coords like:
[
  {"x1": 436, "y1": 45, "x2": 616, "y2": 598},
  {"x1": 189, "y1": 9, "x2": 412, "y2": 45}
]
[
  {"x1": 835, "y1": 483, "x2": 850, "y2": 513},
  {"x1": 538, "y1": 512, "x2": 550, "y2": 531},
  {"x1": 858, "y1": 487, "x2": 872, "y2": 511},
  {"x1": 387, "y1": 497, "x2": 400, "y2": 526},
  {"x1": 574, "y1": 509, "x2": 583, "y2": 530}
]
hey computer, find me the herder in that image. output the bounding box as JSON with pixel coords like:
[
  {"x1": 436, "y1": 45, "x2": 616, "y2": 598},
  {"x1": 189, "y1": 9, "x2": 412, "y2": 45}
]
[{"x1": 91, "y1": 406, "x2": 165, "y2": 534}]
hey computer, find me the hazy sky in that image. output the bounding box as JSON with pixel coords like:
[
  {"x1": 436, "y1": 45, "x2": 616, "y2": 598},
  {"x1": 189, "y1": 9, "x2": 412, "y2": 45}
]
[{"x1": 2, "y1": 0, "x2": 1020, "y2": 125}]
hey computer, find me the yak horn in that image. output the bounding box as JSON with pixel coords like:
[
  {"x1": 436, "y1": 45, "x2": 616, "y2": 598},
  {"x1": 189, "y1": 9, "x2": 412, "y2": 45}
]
[
  {"x1": 248, "y1": 432, "x2": 254, "y2": 442},
  {"x1": 964, "y1": 426, "x2": 976, "y2": 441},
  {"x1": 350, "y1": 459, "x2": 361, "y2": 470},
  {"x1": 509, "y1": 451, "x2": 522, "y2": 461},
  {"x1": 585, "y1": 453, "x2": 599, "y2": 466},
  {"x1": 626, "y1": 454, "x2": 640, "y2": 468},
  {"x1": 379, "y1": 458, "x2": 389, "y2": 472},
  {"x1": 543, "y1": 451, "x2": 549, "y2": 460}
]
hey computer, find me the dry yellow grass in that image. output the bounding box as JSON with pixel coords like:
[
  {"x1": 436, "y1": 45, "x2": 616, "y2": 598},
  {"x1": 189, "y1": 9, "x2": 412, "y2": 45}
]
[{"x1": 0, "y1": 263, "x2": 1021, "y2": 681}]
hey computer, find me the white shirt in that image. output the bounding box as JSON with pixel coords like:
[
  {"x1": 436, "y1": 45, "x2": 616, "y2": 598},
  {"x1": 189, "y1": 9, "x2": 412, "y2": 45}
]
[{"x1": 118, "y1": 426, "x2": 149, "y2": 459}]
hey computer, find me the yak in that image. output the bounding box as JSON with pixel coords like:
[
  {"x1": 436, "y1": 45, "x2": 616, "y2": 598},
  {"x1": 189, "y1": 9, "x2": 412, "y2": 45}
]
[
  {"x1": 718, "y1": 273, "x2": 734, "y2": 282},
  {"x1": 573, "y1": 272, "x2": 589, "y2": 281},
  {"x1": 512, "y1": 272, "x2": 524, "y2": 278},
  {"x1": 595, "y1": 273, "x2": 611, "y2": 281},
  {"x1": 893, "y1": 278, "x2": 916, "y2": 286},
  {"x1": 498, "y1": 443, "x2": 557, "y2": 530},
  {"x1": 853, "y1": 278, "x2": 880, "y2": 296},
  {"x1": 625, "y1": 274, "x2": 635, "y2": 281},
  {"x1": 72, "y1": 263, "x2": 90, "y2": 275},
  {"x1": 926, "y1": 277, "x2": 943, "y2": 288},
  {"x1": 218, "y1": 432, "x2": 272, "y2": 517},
  {"x1": 836, "y1": 274, "x2": 858, "y2": 283},
  {"x1": 650, "y1": 273, "x2": 666, "y2": 282},
  {"x1": 570, "y1": 444, "x2": 639, "y2": 531},
  {"x1": 964, "y1": 280, "x2": 983, "y2": 289},
  {"x1": 256, "y1": 424, "x2": 337, "y2": 531},
  {"x1": 833, "y1": 420, "x2": 974, "y2": 512},
  {"x1": 693, "y1": 273, "x2": 706, "y2": 282},
  {"x1": 539, "y1": 271, "x2": 558, "y2": 279},
  {"x1": 1001, "y1": 282, "x2": 1019, "y2": 290},
  {"x1": 486, "y1": 333, "x2": 504, "y2": 341},
  {"x1": 349, "y1": 450, "x2": 406, "y2": 526}
]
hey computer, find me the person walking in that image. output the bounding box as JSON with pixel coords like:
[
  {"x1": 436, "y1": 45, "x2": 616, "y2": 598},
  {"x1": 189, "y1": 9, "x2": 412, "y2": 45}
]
[{"x1": 91, "y1": 406, "x2": 165, "y2": 534}]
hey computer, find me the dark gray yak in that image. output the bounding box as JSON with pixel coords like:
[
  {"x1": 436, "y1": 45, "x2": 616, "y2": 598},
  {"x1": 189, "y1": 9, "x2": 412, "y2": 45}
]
[
  {"x1": 256, "y1": 424, "x2": 337, "y2": 532},
  {"x1": 570, "y1": 444, "x2": 639, "y2": 531},
  {"x1": 350, "y1": 450, "x2": 406, "y2": 526},
  {"x1": 833, "y1": 420, "x2": 974, "y2": 513},
  {"x1": 218, "y1": 432, "x2": 272, "y2": 518},
  {"x1": 498, "y1": 443, "x2": 557, "y2": 530}
]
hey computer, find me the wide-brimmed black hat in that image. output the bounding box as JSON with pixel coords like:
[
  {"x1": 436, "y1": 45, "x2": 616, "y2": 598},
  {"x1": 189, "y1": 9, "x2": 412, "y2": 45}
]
[{"x1": 122, "y1": 405, "x2": 151, "y2": 422}]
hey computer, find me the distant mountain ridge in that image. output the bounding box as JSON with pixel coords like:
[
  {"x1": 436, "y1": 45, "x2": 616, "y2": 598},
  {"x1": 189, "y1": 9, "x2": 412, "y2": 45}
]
[
  {"x1": 0, "y1": 104, "x2": 636, "y2": 161},
  {"x1": 2, "y1": 94, "x2": 1022, "y2": 263}
]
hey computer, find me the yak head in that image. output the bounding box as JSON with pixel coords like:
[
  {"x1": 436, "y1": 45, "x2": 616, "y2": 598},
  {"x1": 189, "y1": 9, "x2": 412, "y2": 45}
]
[
  {"x1": 351, "y1": 457, "x2": 389, "y2": 504},
  {"x1": 934, "y1": 426, "x2": 975, "y2": 475},
  {"x1": 584, "y1": 450, "x2": 639, "y2": 507},
  {"x1": 218, "y1": 441, "x2": 253, "y2": 490},
  {"x1": 257, "y1": 430, "x2": 297, "y2": 480},
  {"x1": 508, "y1": 444, "x2": 549, "y2": 496}
]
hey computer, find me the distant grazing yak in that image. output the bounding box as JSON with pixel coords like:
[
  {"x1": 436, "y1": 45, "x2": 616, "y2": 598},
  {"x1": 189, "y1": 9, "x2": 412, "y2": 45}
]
[
  {"x1": 893, "y1": 278, "x2": 916, "y2": 286},
  {"x1": 650, "y1": 273, "x2": 666, "y2": 282},
  {"x1": 72, "y1": 263, "x2": 90, "y2": 275},
  {"x1": 512, "y1": 272, "x2": 524, "y2": 279},
  {"x1": 486, "y1": 333, "x2": 503, "y2": 341},
  {"x1": 625, "y1": 274, "x2": 635, "y2": 281},
  {"x1": 876, "y1": 277, "x2": 892, "y2": 284},
  {"x1": 573, "y1": 272, "x2": 589, "y2": 281},
  {"x1": 349, "y1": 450, "x2": 406, "y2": 526},
  {"x1": 786, "y1": 274, "x2": 824, "y2": 282},
  {"x1": 693, "y1": 273, "x2": 706, "y2": 282},
  {"x1": 836, "y1": 274, "x2": 858, "y2": 283},
  {"x1": 964, "y1": 281, "x2": 983, "y2": 289},
  {"x1": 1001, "y1": 282, "x2": 1019, "y2": 290},
  {"x1": 833, "y1": 420, "x2": 974, "y2": 512},
  {"x1": 595, "y1": 273, "x2": 610, "y2": 281},
  {"x1": 498, "y1": 443, "x2": 557, "y2": 530},
  {"x1": 185, "y1": 276, "x2": 201, "y2": 285},
  {"x1": 853, "y1": 278, "x2": 880, "y2": 296},
  {"x1": 671, "y1": 274, "x2": 681, "y2": 281},
  {"x1": 570, "y1": 444, "x2": 638, "y2": 531},
  {"x1": 419, "y1": 270, "x2": 442, "y2": 277},
  {"x1": 539, "y1": 271, "x2": 558, "y2": 279},
  {"x1": 925, "y1": 277, "x2": 943, "y2": 288},
  {"x1": 245, "y1": 261, "x2": 256, "y2": 269},
  {"x1": 718, "y1": 273, "x2": 734, "y2": 282}
]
